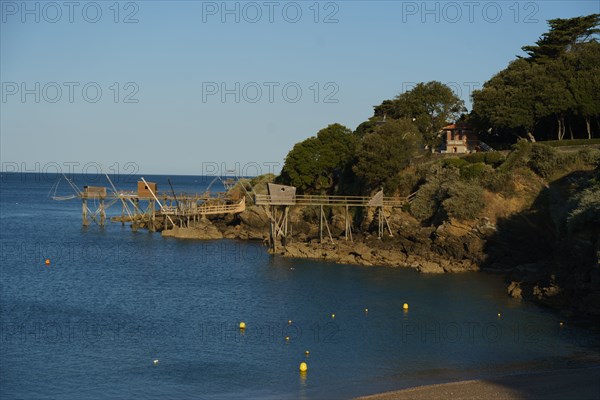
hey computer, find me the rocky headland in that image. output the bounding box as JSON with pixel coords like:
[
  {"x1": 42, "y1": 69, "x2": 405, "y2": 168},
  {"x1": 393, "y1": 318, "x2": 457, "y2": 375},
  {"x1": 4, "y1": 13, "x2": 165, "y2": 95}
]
[{"x1": 159, "y1": 148, "x2": 600, "y2": 318}]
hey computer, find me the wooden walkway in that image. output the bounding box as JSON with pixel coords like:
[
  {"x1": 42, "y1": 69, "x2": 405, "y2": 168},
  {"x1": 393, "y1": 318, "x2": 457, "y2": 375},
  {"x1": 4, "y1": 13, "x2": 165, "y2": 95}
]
[
  {"x1": 159, "y1": 198, "x2": 246, "y2": 216},
  {"x1": 255, "y1": 187, "x2": 416, "y2": 250},
  {"x1": 255, "y1": 194, "x2": 410, "y2": 207}
]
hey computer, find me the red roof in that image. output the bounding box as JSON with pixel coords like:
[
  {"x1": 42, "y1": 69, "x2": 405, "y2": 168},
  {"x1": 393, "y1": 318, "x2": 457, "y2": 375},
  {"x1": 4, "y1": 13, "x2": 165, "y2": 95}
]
[{"x1": 442, "y1": 122, "x2": 473, "y2": 130}]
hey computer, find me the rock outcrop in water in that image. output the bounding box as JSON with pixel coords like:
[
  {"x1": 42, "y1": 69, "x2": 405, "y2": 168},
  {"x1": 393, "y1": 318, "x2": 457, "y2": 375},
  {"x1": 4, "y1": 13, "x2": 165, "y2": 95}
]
[
  {"x1": 212, "y1": 204, "x2": 487, "y2": 274},
  {"x1": 275, "y1": 216, "x2": 487, "y2": 274},
  {"x1": 162, "y1": 218, "x2": 224, "y2": 240}
]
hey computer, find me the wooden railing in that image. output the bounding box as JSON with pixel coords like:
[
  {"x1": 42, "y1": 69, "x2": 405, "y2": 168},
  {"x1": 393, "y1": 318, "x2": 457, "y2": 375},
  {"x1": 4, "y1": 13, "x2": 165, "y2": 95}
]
[
  {"x1": 254, "y1": 194, "x2": 407, "y2": 207},
  {"x1": 159, "y1": 198, "x2": 246, "y2": 216}
]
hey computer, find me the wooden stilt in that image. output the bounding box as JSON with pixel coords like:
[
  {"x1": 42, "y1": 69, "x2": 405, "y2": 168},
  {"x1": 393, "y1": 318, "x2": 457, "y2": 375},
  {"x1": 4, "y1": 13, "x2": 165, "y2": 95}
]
[
  {"x1": 345, "y1": 205, "x2": 353, "y2": 241},
  {"x1": 319, "y1": 205, "x2": 334, "y2": 244},
  {"x1": 99, "y1": 199, "x2": 106, "y2": 226},
  {"x1": 271, "y1": 206, "x2": 276, "y2": 252},
  {"x1": 320, "y1": 205, "x2": 323, "y2": 243},
  {"x1": 82, "y1": 198, "x2": 88, "y2": 226},
  {"x1": 149, "y1": 200, "x2": 156, "y2": 232},
  {"x1": 132, "y1": 198, "x2": 139, "y2": 231},
  {"x1": 383, "y1": 208, "x2": 393, "y2": 237}
]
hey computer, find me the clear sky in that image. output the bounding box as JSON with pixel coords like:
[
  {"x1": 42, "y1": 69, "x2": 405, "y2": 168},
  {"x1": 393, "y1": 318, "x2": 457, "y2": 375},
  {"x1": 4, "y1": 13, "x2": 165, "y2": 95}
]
[{"x1": 1, "y1": 0, "x2": 598, "y2": 176}]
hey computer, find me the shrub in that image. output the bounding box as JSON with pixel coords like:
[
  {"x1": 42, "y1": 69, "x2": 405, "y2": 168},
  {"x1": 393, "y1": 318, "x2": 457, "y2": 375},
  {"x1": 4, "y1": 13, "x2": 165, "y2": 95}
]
[
  {"x1": 576, "y1": 147, "x2": 600, "y2": 165},
  {"x1": 498, "y1": 141, "x2": 532, "y2": 172},
  {"x1": 464, "y1": 151, "x2": 505, "y2": 168},
  {"x1": 409, "y1": 181, "x2": 442, "y2": 221},
  {"x1": 482, "y1": 171, "x2": 516, "y2": 195},
  {"x1": 443, "y1": 157, "x2": 469, "y2": 169},
  {"x1": 460, "y1": 163, "x2": 491, "y2": 181},
  {"x1": 464, "y1": 152, "x2": 486, "y2": 164},
  {"x1": 409, "y1": 166, "x2": 486, "y2": 222},
  {"x1": 484, "y1": 152, "x2": 506, "y2": 167},
  {"x1": 527, "y1": 143, "x2": 561, "y2": 178},
  {"x1": 441, "y1": 181, "x2": 485, "y2": 221}
]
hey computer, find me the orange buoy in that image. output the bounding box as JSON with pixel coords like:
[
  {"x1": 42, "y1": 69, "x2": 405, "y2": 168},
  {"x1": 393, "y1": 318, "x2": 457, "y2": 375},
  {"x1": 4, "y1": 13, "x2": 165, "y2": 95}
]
[{"x1": 45, "y1": 259, "x2": 51, "y2": 266}]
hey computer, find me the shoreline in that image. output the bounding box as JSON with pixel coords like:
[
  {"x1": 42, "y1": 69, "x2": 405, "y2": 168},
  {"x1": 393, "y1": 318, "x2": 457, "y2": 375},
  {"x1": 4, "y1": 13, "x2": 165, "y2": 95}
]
[
  {"x1": 356, "y1": 365, "x2": 600, "y2": 400},
  {"x1": 273, "y1": 238, "x2": 480, "y2": 274}
]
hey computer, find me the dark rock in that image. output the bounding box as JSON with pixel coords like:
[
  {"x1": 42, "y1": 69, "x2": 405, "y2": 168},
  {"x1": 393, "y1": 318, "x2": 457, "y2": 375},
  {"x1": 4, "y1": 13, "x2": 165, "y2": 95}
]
[
  {"x1": 508, "y1": 281, "x2": 523, "y2": 299},
  {"x1": 161, "y1": 219, "x2": 223, "y2": 240}
]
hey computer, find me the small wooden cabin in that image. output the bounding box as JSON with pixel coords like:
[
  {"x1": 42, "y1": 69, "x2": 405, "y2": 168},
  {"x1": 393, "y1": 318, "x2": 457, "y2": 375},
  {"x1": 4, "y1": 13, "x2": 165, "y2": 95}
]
[
  {"x1": 267, "y1": 183, "x2": 297, "y2": 205},
  {"x1": 137, "y1": 181, "x2": 157, "y2": 197},
  {"x1": 82, "y1": 186, "x2": 107, "y2": 199}
]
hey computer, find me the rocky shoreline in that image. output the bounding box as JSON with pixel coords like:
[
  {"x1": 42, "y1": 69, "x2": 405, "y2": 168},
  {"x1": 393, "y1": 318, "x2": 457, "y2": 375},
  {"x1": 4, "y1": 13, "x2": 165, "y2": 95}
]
[
  {"x1": 161, "y1": 205, "x2": 489, "y2": 274},
  {"x1": 276, "y1": 240, "x2": 479, "y2": 274}
]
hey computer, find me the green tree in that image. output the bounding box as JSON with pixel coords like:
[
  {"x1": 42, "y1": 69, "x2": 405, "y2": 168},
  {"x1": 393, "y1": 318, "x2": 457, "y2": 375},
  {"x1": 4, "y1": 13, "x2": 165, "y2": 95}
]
[
  {"x1": 471, "y1": 59, "x2": 541, "y2": 141},
  {"x1": 279, "y1": 124, "x2": 356, "y2": 193},
  {"x1": 539, "y1": 58, "x2": 576, "y2": 140},
  {"x1": 522, "y1": 14, "x2": 600, "y2": 62},
  {"x1": 354, "y1": 118, "x2": 380, "y2": 137},
  {"x1": 353, "y1": 118, "x2": 422, "y2": 193},
  {"x1": 566, "y1": 42, "x2": 600, "y2": 138},
  {"x1": 472, "y1": 14, "x2": 600, "y2": 142},
  {"x1": 374, "y1": 81, "x2": 466, "y2": 147}
]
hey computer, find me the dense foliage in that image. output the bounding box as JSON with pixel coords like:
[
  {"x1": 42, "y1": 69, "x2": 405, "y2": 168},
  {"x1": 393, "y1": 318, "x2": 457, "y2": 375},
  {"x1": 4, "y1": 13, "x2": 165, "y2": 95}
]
[
  {"x1": 353, "y1": 119, "x2": 422, "y2": 192},
  {"x1": 409, "y1": 166, "x2": 485, "y2": 222},
  {"x1": 472, "y1": 14, "x2": 600, "y2": 142},
  {"x1": 278, "y1": 124, "x2": 357, "y2": 193}
]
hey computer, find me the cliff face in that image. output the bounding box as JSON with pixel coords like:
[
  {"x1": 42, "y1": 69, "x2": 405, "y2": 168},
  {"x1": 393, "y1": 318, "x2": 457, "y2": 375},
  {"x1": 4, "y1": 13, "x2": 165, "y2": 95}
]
[{"x1": 483, "y1": 170, "x2": 600, "y2": 317}]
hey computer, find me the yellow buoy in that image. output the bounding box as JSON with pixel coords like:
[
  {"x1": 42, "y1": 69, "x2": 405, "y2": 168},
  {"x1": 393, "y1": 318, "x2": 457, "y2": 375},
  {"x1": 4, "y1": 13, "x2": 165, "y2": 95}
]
[
  {"x1": 153, "y1": 359, "x2": 159, "y2": 365},
  {"x1": 364, "y1": 308, "x2": 369, "y2": 313},
  {"x1": 285, "y1": 336, "x2": 290, "y2": 341},
  {"x1": 497, "y1": 313, "x2": 501, "y2": 318},
  {"x1": 299, "y1": 362, "x2": 308, "y2": 372},
  {"x1": 403, "y1": 303, "x2": 409, "y2": 310},
  {"x1": 559, "y1": 321, "x2": 564, "y2": 326},
  {"x1": 45, "y1": 259, "x2": 50, "y2": 266},
  {"x1": 305, "y1": 350, "x2": 310, "y2": 356},
  {"x1": 288, "y1": 320, "x2": 292, "y2": 325},
  {"x1": 331, "y1": 313, "x2": 335, "y2": 319},
  {"x1": 239, "y1": 322, "x2": 246, "y2": 330}
]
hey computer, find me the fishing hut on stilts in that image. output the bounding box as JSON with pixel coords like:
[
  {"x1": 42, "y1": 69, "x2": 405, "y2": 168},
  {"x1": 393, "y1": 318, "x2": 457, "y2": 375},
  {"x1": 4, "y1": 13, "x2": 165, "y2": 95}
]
[{"x1": 255, "y1": 183, "x2": 408, "y2": 252}]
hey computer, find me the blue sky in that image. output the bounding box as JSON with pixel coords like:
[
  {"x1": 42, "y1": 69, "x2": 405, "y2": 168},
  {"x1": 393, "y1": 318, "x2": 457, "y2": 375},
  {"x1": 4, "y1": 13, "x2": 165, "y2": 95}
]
[{"x1": 1, "y1": 0, "x2": 598, "y2": 175}]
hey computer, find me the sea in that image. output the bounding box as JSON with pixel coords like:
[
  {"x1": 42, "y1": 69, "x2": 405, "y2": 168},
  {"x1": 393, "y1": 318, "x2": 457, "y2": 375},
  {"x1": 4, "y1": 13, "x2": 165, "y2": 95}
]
[{"x1": 1, "y1": 172, "x2": 599, "y2": 399}]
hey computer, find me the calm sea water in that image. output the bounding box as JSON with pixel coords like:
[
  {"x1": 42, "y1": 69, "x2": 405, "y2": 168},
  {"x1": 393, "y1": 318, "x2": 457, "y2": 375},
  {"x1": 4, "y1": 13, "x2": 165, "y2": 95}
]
[{"x1": 1, "y1": 173, "x2": 599, "y2": 399}]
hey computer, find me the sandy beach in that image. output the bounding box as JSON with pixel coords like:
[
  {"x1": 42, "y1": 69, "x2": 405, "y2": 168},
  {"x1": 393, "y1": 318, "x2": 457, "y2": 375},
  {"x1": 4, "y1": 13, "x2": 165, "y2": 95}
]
[{"x1": 357, "y1": 366, "x2": 600, "y2": 400}]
